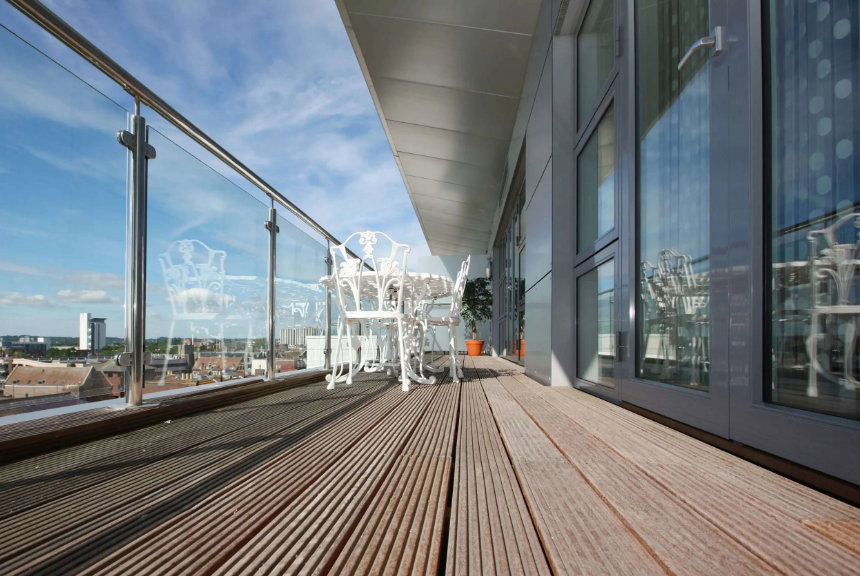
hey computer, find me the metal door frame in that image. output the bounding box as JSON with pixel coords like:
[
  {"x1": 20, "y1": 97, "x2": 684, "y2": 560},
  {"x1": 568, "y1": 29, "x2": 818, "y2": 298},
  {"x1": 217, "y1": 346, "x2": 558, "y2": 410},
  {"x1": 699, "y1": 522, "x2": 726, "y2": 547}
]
[{"x1": 618, "y1": 0, "x2": 731, "y2": 438}]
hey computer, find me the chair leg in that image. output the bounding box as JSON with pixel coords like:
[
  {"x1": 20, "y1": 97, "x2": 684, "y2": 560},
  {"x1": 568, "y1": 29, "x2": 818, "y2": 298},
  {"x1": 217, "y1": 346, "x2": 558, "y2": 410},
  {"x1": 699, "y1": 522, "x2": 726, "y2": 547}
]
[
  {"x1": 397, "y1": 318, "x2": 410, "y2": 392},
  {"x1": 345, "y1": 321, "x2": 355, "y2": 385},
  {"x1": 449, "y1": 325, "x2": 459, "y2": 383},
  {"x1": 327, "y1": 318, "x2": 343, "y2": 389}
]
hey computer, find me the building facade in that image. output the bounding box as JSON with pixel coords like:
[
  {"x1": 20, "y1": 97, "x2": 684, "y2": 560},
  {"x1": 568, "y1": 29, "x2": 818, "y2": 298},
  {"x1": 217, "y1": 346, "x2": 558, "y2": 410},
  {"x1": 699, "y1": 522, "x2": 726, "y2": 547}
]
[
  {"x1": 339, "y1": 0, "x2": 860, "y2": 486},
  {"x1": 279, "y1": 326, "x2": 323, "y2": 348},
  {"x1": 78, "y1": 313, "x2": 106, "y2": 353},
  {"x1": 0, "y1": 336, "x2": 51, "y2": 355},
  {"x1": 499, "y1": 0, "x2": 860, "y2": 486}
]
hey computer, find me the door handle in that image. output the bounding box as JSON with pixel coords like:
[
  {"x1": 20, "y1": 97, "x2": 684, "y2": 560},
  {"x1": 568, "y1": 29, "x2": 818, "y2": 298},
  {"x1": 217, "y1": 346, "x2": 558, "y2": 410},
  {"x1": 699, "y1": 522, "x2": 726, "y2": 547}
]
[{"x1": 678, "y1": 26, "x2": 725, "y2": 71}]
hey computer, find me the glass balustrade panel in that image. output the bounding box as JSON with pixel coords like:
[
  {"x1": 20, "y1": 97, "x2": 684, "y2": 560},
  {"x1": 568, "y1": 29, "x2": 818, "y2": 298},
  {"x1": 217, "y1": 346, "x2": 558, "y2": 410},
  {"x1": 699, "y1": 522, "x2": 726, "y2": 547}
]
[
  {"x1": 0, "y1": 24, "x2": 130, "y2": 413},
  {"x1": 275, "y1": 213, "x2": 327, "y2": 372},
  {"x1": 145, "y1": 126, "x2": 269, "y2": 392}
]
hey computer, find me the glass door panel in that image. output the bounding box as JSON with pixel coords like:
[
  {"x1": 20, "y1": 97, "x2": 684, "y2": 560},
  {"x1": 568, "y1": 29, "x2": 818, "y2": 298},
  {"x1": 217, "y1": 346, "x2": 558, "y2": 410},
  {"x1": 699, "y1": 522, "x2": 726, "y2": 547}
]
[
  {"x1": 637, "y1": 0, "x2": 712, "y2": 390},
  {"x1": 767, "y1": 0, "x2": 860, "y2": 421},
  {"x1": 578, "y1": 104, "x2": 616, "y2": 251},
  {"x1": 577, "y1": 260, "x2": 616, "y2": 388},
  {"x1": 577, "y1": 0, "x2": 615, "y2": 130}
]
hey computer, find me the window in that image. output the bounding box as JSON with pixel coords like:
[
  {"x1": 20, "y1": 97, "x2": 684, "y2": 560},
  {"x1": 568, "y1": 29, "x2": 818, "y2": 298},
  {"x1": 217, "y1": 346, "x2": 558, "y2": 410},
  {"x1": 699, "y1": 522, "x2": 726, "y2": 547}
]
[
  {"x1": 767, "y1": 0, "x2": 860, "y2": 421},
  {"x1": 577, "y1": 104, "x2": 616, "y2": 251},
  {"x1": 577, "y1": 0, "x2": 615, "y2": 129},
  {"x1": 577, "y1": 260, "x2": 615, "y2": 387}
]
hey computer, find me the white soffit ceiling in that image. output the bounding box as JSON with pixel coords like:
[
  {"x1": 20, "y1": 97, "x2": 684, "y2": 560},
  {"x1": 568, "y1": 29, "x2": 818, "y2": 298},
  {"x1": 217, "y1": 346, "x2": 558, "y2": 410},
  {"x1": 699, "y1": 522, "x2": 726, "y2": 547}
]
[{"x1": 335, "y1": 0, "x2": 541, "y2": 255}]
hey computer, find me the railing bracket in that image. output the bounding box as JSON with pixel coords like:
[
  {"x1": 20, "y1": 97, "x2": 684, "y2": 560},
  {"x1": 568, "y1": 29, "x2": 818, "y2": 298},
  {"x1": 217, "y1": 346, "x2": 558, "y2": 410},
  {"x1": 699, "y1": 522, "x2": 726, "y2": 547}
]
[{"x1": 117, "y1": 129, "x2": 156, "y2": 159}]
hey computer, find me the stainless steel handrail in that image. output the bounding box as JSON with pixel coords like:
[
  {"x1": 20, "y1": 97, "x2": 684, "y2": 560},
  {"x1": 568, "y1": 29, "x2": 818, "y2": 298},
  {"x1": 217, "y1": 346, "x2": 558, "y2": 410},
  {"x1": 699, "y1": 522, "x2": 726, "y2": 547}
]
[{"x1": 5, "y1": 0, "x2": 359, "y2": 259}]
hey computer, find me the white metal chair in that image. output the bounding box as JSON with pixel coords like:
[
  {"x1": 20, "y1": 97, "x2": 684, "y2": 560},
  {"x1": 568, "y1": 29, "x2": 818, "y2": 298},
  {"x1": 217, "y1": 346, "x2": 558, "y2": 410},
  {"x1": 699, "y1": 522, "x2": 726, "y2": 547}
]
[
  {"x1": 327, "y1": 231, "x2": 412, "y2": 391},
  {"x1": 417, "y1": 256, "x2": 470, "y2": 383}
]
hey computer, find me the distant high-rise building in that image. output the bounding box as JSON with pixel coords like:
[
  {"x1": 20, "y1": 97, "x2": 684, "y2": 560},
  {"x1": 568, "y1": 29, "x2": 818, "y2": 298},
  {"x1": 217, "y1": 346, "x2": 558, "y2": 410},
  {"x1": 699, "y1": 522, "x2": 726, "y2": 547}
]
[
  {"x1": 79, "y1": 313, "x2": 106, "y2": 353},
  {"x1": 279, "y1": 326, "x2": 322, "y2": 348}
]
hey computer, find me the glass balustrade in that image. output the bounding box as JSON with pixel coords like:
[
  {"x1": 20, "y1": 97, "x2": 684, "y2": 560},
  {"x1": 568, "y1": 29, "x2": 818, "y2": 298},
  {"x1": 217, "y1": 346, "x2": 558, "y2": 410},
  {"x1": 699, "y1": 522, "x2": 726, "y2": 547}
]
[
  {"x1": 275, "y1": 213, "x2": 327, "y2": 372},
  {"x1": 0, "y1": 24, "x2": 129, "y2": 415},
  {"x1": 0, "y1": 18, "x2": 335, "y2": 416},
  {"x1": 145, "y1": 126, "x2": 270, "y2": 392}
]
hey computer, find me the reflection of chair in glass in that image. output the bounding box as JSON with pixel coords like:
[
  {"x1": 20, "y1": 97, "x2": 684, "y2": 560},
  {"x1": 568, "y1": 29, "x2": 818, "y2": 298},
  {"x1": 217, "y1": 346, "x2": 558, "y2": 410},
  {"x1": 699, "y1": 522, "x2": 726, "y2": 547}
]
[
  {"x1": 327, "y1": 231, "x2": 411, "y2": 391},
  {"x1": 806, "y1": 214, "x2": 860, "y2": 398},
  {"x1": 640, "y1": 248, "x2": 709, "y2": 385},
  {"x1": 160, "y1": 239, "x2": 229, "y2": 379}
]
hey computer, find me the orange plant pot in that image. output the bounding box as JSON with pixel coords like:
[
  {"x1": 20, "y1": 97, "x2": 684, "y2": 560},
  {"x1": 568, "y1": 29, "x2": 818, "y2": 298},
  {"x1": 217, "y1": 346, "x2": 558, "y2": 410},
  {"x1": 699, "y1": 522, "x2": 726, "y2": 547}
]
[{"x1": 465, "y1": 340, "x2": 484, "y2": 356}]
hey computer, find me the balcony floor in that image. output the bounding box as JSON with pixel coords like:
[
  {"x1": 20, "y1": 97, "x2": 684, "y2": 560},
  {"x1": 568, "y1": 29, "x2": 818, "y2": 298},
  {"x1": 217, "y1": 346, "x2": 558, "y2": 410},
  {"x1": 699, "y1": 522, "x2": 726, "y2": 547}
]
[{"x1": 0, "y1": 356, "x2": 858, "y2": 575}]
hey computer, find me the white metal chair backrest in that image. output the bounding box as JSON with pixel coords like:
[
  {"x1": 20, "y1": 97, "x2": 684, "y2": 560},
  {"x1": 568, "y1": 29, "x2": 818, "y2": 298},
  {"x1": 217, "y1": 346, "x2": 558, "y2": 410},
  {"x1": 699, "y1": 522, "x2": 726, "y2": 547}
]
[
  {"x1": 449, "y1": 256, "x2": 471, "y2": 317},
  {"x1": 160, "y1": 239, "x2": 228, "y2": 316},
  {"x1": 330, "y1": 231, "x2": 410, "y2": 315}
]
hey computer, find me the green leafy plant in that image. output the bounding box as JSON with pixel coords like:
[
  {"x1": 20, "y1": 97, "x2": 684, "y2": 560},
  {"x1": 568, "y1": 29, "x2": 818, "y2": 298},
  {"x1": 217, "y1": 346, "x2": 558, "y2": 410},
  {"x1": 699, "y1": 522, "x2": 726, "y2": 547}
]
[{"x1": 460, "y1": 277, "x2": 492, "y2": 340}]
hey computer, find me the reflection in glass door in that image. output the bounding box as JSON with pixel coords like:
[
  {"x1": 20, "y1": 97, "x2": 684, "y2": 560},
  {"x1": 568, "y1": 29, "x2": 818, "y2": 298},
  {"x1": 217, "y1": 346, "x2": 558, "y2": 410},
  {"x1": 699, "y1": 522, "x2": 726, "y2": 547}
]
[
  {"x1": 767, "y1": 0, "x2": 860, "y2": 421},
  {"x1": 637, "y1": 0, "x2": 713, "y2": 390},
  {"x1": 577, "y1": 260, "x2": 616, "y2": 388}
]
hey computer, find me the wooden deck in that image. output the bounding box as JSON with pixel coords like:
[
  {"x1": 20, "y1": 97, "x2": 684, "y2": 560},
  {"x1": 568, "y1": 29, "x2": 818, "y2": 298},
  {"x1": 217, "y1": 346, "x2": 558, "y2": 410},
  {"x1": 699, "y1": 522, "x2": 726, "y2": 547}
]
[{"x1": 0, "y1": 356, "x2": 858, "y2": 575}]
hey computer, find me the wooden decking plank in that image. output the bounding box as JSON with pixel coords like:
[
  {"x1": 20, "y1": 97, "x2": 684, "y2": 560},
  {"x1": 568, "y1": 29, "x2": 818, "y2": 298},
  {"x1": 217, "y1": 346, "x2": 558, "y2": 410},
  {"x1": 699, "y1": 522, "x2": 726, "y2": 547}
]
[
  {"x1": 305, "y1": 357, "x2": 458, "y2": 576},
  {"x1": 4, "y1": 378, "x2": 400, "y2": 576},
  {"x1": 493, "y1": 369, "x2": 777, "y2": 575},
  {"x1": 0, "y1": 379, "x2": 344, "y2": 520},
  {"x1": 505, "y1": 371, "x2": 860, "y2": 574},
  {"x1": 445, "y1": 357, "x2": 551, "y2": 576},
  {"x1": 0, "y1": 378, "x2": 393, "y2": 574},
  {"x1": 0, "y1": 371, "x2": 332, "y2": 463},
  {"x1": 473, "y1": 356, "x2": 665, "y2": 576},
  {"x1": 73, "y1": 379, "x2": 409, "y2": 576},
  {"x1": 210, "y1": 385, "x2": 441, "y2": 575},
  {"x1": 515, "y1": 371, "x2": 859, "y2": 523},
  {"x1": 327, "y1": 379, "x2": 453, "y2": 575}
]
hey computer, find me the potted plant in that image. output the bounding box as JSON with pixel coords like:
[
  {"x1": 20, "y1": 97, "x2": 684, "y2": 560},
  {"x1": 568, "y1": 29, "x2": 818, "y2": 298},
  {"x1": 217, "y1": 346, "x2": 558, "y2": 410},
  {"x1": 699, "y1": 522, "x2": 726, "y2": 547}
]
[{"x1": 460, "y1": 277, "x2": 492, "y2": 356}]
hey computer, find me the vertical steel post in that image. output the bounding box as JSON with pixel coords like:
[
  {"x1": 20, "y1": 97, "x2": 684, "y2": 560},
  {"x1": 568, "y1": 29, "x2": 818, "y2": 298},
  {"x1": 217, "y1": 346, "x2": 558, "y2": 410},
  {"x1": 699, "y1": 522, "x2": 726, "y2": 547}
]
[
  {"x1": 266, "y1": 204, "x2": 278, "y2": 380},
  {"x1": 124, "y1": 98, "x2": 150, "y2": 406},
  {"x1": 324, "y1": 240, "x2": 332, "y2": 370}
]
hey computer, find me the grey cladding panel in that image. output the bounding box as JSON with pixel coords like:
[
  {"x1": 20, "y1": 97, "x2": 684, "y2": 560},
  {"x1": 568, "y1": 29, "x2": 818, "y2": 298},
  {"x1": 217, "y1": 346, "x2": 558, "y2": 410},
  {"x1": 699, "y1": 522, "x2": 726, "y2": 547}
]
[
  {"x1": 423, "y1": 220, "x2": 491, "y2": 243},
  {"x1": 420, "y1": 207, "x2": 497, "y2": 230},
  {"x1": 399, "y1": 153, "x2": 503, "y2": 191},
  {"x1": 388, "y1": 121, "x2": 507, "y2": 171},
  {"x1": 413, "y1": 194, "x2": 497, "y2": 218},
  {"x1": 407, "y1": 176, "x2": 498, "y2": 206},
  {"x1": 350, "y1": 14, "x2": 533, "y2": 98},
  {"x1": 526, "y1": 45, "x2": 552, "y2": 204},
  {"x1": 344, "y1": 0, "x2": 541, "y2": 35},
  {"x1": 374, "y1": 79, "x2": 520, "y2": 141},
  {"x1": 525, "y1": 272, "x2": 552, "y2": 384},
  {"x1": 526, "y1": 158, "x2": 552, "y2": 291}
]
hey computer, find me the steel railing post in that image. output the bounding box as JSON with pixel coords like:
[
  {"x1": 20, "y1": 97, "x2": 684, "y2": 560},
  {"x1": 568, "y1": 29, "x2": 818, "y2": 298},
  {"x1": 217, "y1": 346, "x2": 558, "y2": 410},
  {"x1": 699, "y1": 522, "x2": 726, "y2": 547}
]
[
  {"x1": 117, "y1": 97, "x2": 155, "y2": 406},
  {"x1": 266, "y1": 204, "x2": 278, "y2": 380},
  {"x1": 324, "y1": 241, "x2": 332, "y2": 370}
]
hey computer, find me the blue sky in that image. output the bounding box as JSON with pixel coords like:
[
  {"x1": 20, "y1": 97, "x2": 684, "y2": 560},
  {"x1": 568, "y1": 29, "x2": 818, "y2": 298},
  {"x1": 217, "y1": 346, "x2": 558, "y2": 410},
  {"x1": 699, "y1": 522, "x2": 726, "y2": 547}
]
[{"x1": 0, "y1": 0, "x2": 428, "y2": 340}]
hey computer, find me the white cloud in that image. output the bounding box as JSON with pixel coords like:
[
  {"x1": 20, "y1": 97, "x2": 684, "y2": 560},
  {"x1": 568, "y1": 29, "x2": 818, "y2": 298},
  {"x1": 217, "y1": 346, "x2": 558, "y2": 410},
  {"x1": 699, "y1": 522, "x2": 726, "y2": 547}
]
[
  {"x1": 0, "y1": 0, "x2": 433, "y2": 301},
  {"x1": 65, "y1": 271, "x2": 125, "y2": 290},
  {"x1": 0, "y1": 292, "x2": 51, "y2": 307},
  {"x1": 22, "y1": 144, "x2": 123, "y2": 183},
  {"x1": 0, "y1": 260, "x2": 43, "y2": 275},
  {"x1": 56, "y1": 289, "x2": 119, "y2": 304}
]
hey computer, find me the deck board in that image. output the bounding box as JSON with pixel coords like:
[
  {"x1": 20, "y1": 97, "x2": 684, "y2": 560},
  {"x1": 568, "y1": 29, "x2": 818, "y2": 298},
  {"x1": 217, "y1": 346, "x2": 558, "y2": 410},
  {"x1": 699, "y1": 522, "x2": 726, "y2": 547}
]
[{"x1": 0, "y1": 355, "x2": 857, "y2": 575}]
